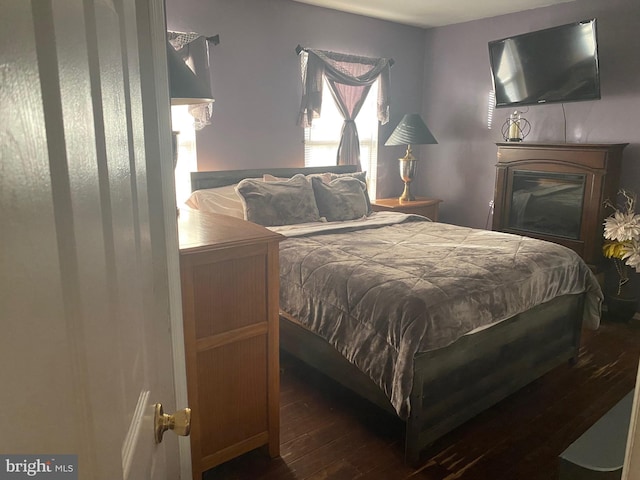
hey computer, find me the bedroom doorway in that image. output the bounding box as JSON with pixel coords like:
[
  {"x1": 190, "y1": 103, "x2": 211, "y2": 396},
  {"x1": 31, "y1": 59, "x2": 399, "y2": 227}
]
[{"x1": 0, "y1": 0, "x2": 189, "y2": 478}]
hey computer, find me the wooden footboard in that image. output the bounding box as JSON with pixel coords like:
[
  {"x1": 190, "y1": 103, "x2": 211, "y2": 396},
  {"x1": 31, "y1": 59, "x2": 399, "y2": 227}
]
[
  {"x1": 280, "y1": 293, "x2": 585, "y2": 465},
  {"x1": 280, "y1": 311, "x2": 397, "y2": 416}
]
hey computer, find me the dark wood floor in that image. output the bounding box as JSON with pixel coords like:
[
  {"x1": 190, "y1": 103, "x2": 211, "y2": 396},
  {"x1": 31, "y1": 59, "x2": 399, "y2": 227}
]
[{"x1": 204, "y1": 318, "x2": 640, "y2": 480}]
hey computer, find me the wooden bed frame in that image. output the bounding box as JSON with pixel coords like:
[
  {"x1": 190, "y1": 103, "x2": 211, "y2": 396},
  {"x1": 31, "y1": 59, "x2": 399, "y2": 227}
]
[{"x1": 190, "y1": 166, "x2": 586, "y2": 465}]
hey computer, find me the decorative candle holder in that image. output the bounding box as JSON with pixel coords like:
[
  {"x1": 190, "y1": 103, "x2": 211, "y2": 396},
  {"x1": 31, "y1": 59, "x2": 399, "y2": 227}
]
[{"x1": 501, "y1": 111, "x2": 531, "y2": 142}]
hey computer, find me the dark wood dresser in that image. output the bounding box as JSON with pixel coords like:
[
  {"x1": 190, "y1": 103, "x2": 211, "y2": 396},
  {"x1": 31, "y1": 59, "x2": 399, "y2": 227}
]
[
  {"x1": 178, "y1": 210, "x2": 283, "y2": 479},
  {"x1": 492, "y1": 142, "x2": 627, "y2": 271}
]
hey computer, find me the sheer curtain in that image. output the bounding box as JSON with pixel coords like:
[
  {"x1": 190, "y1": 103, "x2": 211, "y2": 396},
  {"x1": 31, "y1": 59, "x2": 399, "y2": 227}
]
[{"x1": 298, "y1": 49, "x2": 392, "y2": 168}]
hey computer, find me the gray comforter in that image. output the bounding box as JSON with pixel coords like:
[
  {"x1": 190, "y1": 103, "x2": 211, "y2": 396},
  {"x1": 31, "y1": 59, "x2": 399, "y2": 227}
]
[{"x1": 276, "y1": 215, "x2": 602, "y2": 418}]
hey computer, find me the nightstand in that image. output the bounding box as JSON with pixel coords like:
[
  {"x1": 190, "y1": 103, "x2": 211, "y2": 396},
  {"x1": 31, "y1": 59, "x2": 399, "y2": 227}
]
[{"x1": 372, "y1": 197, "x2": 442, "y2": 221}]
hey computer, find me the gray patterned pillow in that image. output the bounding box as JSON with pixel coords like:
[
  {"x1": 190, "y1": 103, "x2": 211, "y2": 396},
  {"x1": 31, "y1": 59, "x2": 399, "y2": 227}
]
[
  {"x1": 311, "y1": 176, "x2": 369, "y2": 222},
  {"x1": 328, "y1": 171, "x2": 368, "y2": 182},
  {"x1": 328, "y1": 171, "x2": 372, "y2": 214},
  {"x1": 235, "y1": 174, "x2": 321, "y2": 226},
  {"x1": 262, "y1": 172, "x2": 332, "y2": 183}
]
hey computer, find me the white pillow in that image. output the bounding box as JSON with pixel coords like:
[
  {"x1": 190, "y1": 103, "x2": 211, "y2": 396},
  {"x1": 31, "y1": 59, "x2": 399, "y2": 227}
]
[{"x1": 183, "y1": 184, "x2": 245, "y2": 218}]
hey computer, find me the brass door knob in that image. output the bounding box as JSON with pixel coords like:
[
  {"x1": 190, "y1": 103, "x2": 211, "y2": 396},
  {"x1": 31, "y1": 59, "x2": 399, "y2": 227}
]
[{"x1": 154, "y1": 403, "x2": 191, "y2": 444}]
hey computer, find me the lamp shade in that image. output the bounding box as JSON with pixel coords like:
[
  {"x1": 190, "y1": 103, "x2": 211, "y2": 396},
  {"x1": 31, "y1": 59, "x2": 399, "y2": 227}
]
[
  {"x1": 167, "y1": 40, "x2": 213, "y2": 105},
  {"x1": 385, "y1": 114, "x2": 437, "y2": 146}
]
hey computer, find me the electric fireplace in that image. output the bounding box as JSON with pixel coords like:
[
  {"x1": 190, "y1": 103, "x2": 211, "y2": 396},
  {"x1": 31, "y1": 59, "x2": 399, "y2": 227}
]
[{"x1": 492, "y1": 143, "x2": 627, "y2": 271}]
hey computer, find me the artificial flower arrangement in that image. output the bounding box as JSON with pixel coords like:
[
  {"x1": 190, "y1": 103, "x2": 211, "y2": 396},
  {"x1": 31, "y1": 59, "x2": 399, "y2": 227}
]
[{"x1": 602, "y1": 189, "x2": 640, "y2": 295}]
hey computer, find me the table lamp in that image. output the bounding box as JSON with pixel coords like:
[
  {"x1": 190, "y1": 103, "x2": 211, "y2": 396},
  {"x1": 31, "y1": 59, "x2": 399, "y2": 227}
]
[
  {"x1": 385, "y1": 114, "x2": 437, "y2": 203},
  {"x1": 166, "y1": 40, "x2": 214, "y2": 166},
  {"x1": 167, "y1": 39, "x2": 213, "y2": 105}
]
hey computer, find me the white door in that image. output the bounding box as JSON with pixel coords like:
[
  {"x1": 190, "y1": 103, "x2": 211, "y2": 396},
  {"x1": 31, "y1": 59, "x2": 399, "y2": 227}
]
[
  {"x1": 623, "y1": 359, "x2": 640, "y2": 479},
  {"x1": 0, "y1": 1, "x2": 189, "y2": 479}
]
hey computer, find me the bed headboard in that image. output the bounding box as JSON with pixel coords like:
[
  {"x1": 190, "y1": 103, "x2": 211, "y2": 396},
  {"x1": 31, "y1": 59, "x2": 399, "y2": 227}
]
[{"x1": 190, "y1": 165, "x2": 358, "y2": 191}]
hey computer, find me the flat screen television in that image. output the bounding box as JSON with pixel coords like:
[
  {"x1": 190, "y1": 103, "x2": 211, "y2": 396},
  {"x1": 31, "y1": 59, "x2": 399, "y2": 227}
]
[{"x1": 488, "y1": 19, "x2": 600, "y2": 108}]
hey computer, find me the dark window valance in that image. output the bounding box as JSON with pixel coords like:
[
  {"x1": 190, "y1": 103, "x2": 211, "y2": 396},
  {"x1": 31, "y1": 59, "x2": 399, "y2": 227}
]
[{"x1": 297, "y1": 48, "x2": 393, "y2": 167}]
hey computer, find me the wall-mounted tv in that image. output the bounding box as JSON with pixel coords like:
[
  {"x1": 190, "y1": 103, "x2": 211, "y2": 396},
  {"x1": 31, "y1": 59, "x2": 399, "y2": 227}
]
[{"x1": 488, "y1": 19, "x2": 600, "y2": 108}]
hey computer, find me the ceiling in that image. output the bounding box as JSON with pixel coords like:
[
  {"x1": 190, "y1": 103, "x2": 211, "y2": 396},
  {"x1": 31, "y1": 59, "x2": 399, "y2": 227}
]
[{"x1": 290, "y1": 0, "x2": 578, "y2": 28}]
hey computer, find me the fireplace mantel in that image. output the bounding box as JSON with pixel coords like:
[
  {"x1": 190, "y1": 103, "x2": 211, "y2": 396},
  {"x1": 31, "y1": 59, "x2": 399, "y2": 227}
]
[{"x1": 492, "y1": 142, "x2": 628, "y2": 271}]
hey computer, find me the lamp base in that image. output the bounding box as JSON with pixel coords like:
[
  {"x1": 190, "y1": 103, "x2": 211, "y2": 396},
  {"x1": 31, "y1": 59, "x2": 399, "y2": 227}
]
[
  {"x1": 399, "y1": 182, "x2": 415, "y2": 203},
  {"x1": 399, "y1": 156, "x2": 417, "y2": 204}
]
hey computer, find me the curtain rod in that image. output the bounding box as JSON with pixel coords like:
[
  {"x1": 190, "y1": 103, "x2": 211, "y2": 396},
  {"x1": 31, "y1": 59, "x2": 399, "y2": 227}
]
[{"x1": 295, "y1": 44, "x2": 394, "y2": 66}]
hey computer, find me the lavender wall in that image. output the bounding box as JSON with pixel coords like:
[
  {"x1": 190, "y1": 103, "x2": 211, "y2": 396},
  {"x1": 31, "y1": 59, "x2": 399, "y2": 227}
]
[
  {"x1": 166, "y1": 0, "x2": 426, "y2": 189},
  {"x1": 420, "y1": 0, "x2": 640, "y2": 229},
  {"x1": 167, "y1": 0, "x2": 639, "y2": 225}
]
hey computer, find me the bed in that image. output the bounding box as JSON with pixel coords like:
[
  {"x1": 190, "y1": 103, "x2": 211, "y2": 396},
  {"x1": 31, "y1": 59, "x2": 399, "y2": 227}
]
[{"x1": 187, "y1": 165, "x2": 603, "y2": 465}]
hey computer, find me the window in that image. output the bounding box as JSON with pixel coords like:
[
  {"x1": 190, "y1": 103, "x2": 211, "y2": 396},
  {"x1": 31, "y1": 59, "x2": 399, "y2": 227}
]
[
  {"x1": 303, "y1": 78, "x2": 379, "y2": 200},
  {"x1": 171, "y1": 105, "x2": 198, "y2": 207}
]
